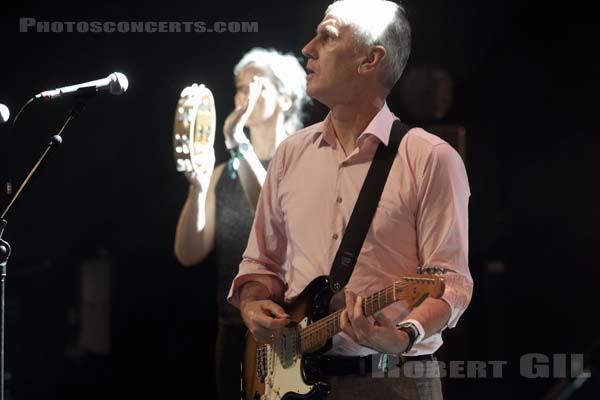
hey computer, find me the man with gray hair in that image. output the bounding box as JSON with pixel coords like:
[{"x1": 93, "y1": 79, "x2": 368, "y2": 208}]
[{"x1": 229, "y1": 1, "x2": 472, "y2": 398}]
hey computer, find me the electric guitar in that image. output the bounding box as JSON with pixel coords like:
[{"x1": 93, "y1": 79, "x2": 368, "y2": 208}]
[{"x1": 242, "y1": 274, "x2": 445, "y2": 400}]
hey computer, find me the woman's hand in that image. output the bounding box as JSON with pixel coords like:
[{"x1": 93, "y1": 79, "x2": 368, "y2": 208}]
[
  {"x1": 185, "y1": 147, "x2": 215, "y2": 192},
  {"x1": 223, "y1": 76, "x2": 265, "y2": 149}
]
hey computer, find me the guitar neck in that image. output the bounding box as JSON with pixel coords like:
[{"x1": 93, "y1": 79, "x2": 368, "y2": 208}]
[{"x1": 298, "y1": 283, "x2": 397, "y2": 353}]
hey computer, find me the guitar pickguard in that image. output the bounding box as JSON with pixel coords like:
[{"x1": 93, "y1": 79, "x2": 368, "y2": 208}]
[
  {"x1": 259, "y1": 318, "x2": 322, "y2": 399},
  {"x1": 245, "y1": 277, "x2": 333, "y2": 400}
]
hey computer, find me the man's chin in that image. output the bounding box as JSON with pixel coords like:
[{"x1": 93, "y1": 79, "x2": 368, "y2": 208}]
[{"x1": 306, "y1": 86, "x2": 324, "y2": 103}]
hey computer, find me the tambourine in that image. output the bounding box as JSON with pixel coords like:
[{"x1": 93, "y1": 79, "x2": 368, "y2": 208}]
[{"x1": 172, "y1": 83, "x2": 216, "y2": 173}]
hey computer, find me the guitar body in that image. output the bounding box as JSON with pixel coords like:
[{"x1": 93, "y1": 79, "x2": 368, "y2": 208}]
[
  {"x1": 243, "y1": 276, "x2": 333, "y2": 400},
  {"x1": 242, "y1": 274, "x2": 444, "y2": 400}
]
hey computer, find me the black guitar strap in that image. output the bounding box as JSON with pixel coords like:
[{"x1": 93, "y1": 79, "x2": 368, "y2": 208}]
[{"x1": 329, "y1": 119, "x2": 411, "y2": 293}]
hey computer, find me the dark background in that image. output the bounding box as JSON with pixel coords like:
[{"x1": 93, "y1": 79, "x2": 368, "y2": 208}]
[{"x1": 1, "y1": 1, "x2": 599, "y2": 399}]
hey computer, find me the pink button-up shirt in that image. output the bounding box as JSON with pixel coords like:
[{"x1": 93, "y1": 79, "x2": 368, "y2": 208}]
[{"x1": 228, "y1": 103, "x2": 473, "y2": 356}]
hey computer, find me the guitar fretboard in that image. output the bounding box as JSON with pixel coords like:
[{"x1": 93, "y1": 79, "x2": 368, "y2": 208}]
[{"x1": 298, "y1": 283, "x2": 398, "y2": 353}]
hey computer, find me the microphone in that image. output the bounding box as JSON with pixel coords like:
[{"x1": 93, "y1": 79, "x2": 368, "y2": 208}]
[
  {"x1": 34, "y1": 72, "x2": 129, "y2": 101},
  {"x1": 0, "y1": 104, "x2": 9, "y2": 124}
]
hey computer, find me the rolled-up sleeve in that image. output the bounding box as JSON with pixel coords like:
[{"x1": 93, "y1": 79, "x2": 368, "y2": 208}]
[
  {"x1": 227, "y1": 145, "x2": 289, "y2": 308},
  {"x1": 415, "y1": 142, "x2": 473, "y2": 328}
]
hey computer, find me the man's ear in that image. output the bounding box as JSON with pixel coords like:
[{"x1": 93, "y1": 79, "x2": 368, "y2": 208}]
[
  {"x1": 278, "y1": 94, "x2": 293, "y2": 112},
  {"x1": 358, "y1": 45, "x2": 386, "y2": 75}
]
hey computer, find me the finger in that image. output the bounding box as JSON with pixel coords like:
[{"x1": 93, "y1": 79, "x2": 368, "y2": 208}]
[
  {"x1": 262, "y1": 301, "x2": 291, "y2": 320},
  {"x1": 340, "y1": 309, "x2": 348, "y2": 331},
  {"x1": 256, "y1": 307, "x2": 290, "y2": 330},
  {"x1": 241, "y1": 99, "x2": 258, "y2": 120},
  {"x1": 247, "y1": 95, "x2": 259, "y2": 107},
  {"x1": 354, "y1": 295, "x2": 364, "y2": 318},
  {"x1": 345, "y1": 290, "x2": 356, "y2": 320},
  {"x1": 340, "y1": 310, "x2": 358, "y2": 341},
  {"x1": 353, "y1": 297, "x2": 382, "y2": 345},
  {"x1": 252, "y1": 75, "x2": 263, "y2": 87},
  {"x1": 248, "y1": 80, "x2": 263, "y2": 101},
  {"x1": 253, "y1": 311, "x2": 288, "y2": 330},
  {"x1": 248, "y1": 79, "x2": 259, "y2": 93},
  {"x1": 254, "y1": 77, "x2": 265, "y2": 92},
  {"x1": 242, "y1": 97, "x2": 251, "y2": 112},
  {"x1": 351, "y1": 296, "x2": 371, "y2": 341},
  {"x1": 267, "y1": 318, "x2": 291, "y2": 330}
]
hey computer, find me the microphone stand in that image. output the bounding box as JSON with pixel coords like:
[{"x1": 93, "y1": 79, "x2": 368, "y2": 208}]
[{"x1": 0, "y1": 93, "x2": 93, "y2": 400}]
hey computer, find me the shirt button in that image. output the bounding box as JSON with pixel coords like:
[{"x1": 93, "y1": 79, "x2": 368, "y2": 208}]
[
  {"x1": 332, "y1": 233, "x2": 339, "y2": 240},
  {"x1": 336, "y1": 196, "x2": 343, "y2": 204}
]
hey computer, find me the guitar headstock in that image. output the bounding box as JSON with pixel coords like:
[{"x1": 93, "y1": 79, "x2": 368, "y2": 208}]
[{"x1": 393, "y1": 274, "x2": 445, "y2": 308}]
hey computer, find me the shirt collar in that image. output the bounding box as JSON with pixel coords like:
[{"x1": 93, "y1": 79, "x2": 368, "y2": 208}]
[{"x1": 312, "y1": 103, "x2": 397, "y2": 148}]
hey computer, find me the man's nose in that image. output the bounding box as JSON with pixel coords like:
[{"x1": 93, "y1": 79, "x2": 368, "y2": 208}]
[{"x1": 302, "y1": 38, "x2": 317, "y2": 60}]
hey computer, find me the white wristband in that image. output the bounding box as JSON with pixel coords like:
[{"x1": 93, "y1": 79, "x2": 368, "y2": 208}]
[{"x1": 401, "y1": 319, "x2": 426, "y2": 344}]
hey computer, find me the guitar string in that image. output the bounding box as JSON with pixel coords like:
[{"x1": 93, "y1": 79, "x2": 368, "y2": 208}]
[
  {"x1": 298, "y1": 283, "x2": 399, "y2": 349},
  {"x1": 256, "y1": 278, "x2": 438, "y2": 377},
  {"x1": 301, "y1": 283, "x2": 397, "y2": 333},
  {"x1": 298, "y1": 278, "x2": 437, "y2": 350},
  {"x1": 257, "y1": 278, "x2": 435, "y2": 353},
  {"x1": 300, "y1": 277, "x2": 435, "y2": 337},
  {"x1": 300, "y1": 284, "x2": 395, "y2": 338}
]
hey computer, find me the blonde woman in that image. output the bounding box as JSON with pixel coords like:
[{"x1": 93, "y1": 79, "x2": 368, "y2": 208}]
[{"x1": 174, "y1": 47, "x2": 307, "y2": 400}]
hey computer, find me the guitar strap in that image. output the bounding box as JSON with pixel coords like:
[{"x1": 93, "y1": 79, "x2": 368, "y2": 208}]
[{"x1": 329, "y1": 119, "x2": 411, "y2": 293}]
